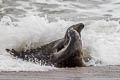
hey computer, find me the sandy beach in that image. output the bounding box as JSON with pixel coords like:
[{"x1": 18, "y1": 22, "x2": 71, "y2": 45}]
[{"x1": 0, "y1": 66, "x2": 120, "y2": 80}]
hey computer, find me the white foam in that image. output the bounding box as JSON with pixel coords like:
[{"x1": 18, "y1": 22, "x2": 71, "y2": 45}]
[
  {"x1": 0, "y1": 15, "x2": 74, "y2": 71},
  {"x1": 82, "y1": 20, "x2": 120, "y2": 66}
]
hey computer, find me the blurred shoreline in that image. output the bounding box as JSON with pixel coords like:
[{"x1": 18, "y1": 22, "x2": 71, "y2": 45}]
[{"x1": 0, "y1": 65, "x2": 120, "y2": 80}]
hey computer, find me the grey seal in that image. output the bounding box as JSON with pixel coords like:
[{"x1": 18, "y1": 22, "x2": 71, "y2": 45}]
[{"x1": 6, "y1": 23, "x2": 86, "y2": 68}]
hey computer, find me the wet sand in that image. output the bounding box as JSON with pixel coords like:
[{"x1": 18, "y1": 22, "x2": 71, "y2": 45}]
[{"x1": 0, "y1": 66, "x2": 120, "y2": 80}]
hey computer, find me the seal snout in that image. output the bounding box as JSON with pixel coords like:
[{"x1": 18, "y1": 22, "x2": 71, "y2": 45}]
[
  {"x1": 79, "y1": 23, "x2": 84, "y2": 29},
  {"x1": 77, "y1": 23, "x2": 84, "y2": 32},
  {"x1": 71, "y1": 23, "x2": 84, "y2": 34}
]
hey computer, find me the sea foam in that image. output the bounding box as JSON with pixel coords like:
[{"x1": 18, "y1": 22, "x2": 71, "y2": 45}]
[{"x1": 0, "y1": 15, "x2": 120, "y2": 71}]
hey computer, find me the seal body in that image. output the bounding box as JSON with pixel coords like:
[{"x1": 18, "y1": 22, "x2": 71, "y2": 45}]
[{"x1": 6, "y1": 23, "x2": 85, "y2": 68}]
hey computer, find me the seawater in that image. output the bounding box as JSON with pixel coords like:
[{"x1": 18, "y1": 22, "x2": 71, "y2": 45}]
[{"x1": 0, "y1": 0, "x2": 120, "y2": 71}]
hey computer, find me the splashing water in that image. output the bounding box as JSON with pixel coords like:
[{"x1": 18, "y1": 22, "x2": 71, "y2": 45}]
[
  {"x1": 0, "y1": 15, "x2": 73, "y2": 71},
  {"x1": 0, "y1": 0, "x2": 120, "y2": 71},
  {"x1": 82, "y1": 20, "x2": 120, "y2": 66}
]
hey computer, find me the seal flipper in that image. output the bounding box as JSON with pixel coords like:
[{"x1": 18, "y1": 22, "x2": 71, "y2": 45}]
[
  {"x1": 6, "y1": 49, "x2": 27, "y2": 59},
  {"x1": 6, "y1": 49, "x2": 20, "y2": 57}
]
